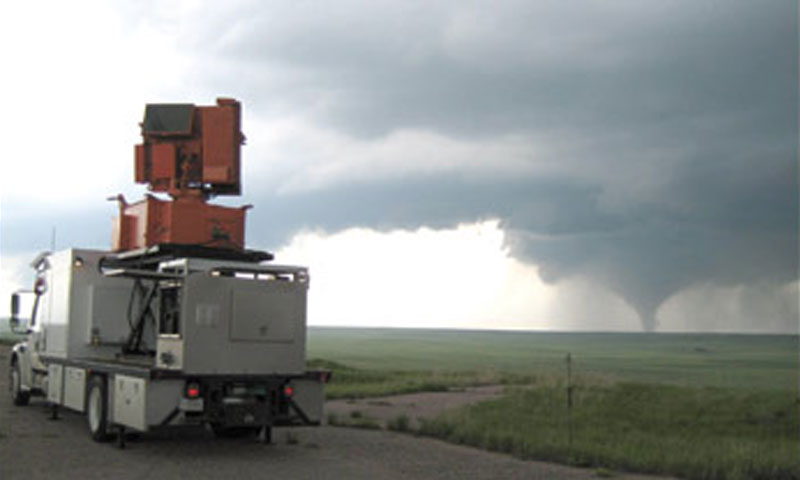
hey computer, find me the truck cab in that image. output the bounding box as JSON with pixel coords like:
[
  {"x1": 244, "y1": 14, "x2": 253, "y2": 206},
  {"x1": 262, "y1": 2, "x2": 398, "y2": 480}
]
[{"x1": 9, "y1": 254, "x2": 52, "y2": 405}]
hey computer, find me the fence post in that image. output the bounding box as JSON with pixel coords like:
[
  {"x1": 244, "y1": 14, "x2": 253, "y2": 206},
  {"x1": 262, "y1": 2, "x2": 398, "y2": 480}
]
[{"x1": 566, "y1": 352, "x2": 573, "y2": 449}]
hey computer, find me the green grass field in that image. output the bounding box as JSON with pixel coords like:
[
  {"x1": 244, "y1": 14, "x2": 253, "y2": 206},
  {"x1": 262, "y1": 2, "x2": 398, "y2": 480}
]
[
  {"x1": 419, "y1": 383, "x2": 799, "y2": 480},
  {"x1": 308, "y1": 327, "x2": 800, "y2": 480},
  {"x1": 308, "y1": 327, "x2": 799, "y2": 391}
]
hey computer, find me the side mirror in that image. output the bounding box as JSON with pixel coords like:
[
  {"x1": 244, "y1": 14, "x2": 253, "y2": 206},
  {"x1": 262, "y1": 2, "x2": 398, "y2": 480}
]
[{"x1": 10, "y1": 293, "x2": 20, "y2": 325}]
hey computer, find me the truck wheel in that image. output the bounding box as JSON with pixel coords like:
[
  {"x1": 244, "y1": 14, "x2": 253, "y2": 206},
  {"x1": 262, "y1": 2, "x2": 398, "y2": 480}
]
[
  {"x1": 86, "y1": 376, "x2": 112, "y2": 442},
  {"x1": 9, "y1": 360, "x2": 30, "y2": 406}
]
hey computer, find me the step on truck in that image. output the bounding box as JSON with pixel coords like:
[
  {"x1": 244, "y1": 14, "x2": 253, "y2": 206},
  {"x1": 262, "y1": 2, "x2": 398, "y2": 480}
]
[{"x1": 7, "y1": 98, "x2": 328, "y2": 445}]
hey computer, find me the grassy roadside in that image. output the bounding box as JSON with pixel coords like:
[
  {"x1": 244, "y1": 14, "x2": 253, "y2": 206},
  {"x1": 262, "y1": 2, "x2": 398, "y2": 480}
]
[
  {"x1": 317, "y1": 357, "x2": 799, "y2": 479},
  {"x1": 416, "y1": 382, "x2": 799, "y2": 480}
]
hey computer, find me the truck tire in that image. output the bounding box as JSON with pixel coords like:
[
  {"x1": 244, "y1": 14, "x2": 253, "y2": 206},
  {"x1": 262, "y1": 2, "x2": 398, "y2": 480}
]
[
  {"x1": 86, "y1": 376, "x2": 112, "y2": 442},
  {"x1": 9, "y1": 360, "x2": 30, "y2": 406}
]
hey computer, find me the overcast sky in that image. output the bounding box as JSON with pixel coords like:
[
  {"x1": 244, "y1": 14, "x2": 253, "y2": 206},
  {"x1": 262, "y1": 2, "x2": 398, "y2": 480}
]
[{"x1": 0, "y1": 0, "x2": 797, "y2": 333}]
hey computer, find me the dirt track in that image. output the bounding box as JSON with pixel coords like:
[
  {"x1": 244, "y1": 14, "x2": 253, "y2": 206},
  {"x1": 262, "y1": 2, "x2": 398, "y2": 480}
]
[
  {"x1": 0, "y1": 345, "x2": 667, "y2": 480},
  {"x1": 326, "y1": 385, "x2": 506, "y2": 429}
]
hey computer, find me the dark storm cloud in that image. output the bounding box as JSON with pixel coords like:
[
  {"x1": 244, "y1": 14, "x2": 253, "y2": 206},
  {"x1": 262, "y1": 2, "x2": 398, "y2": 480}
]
[
  {"x1": 247, "y1": 176, "x2": 617, "y2": 246},
  {"x1": 5, "y1": 1, "x2": 786, "y2": 330},
  {"x1": 211, "y1": 1, "x2": 793, "y2": 139},
  {"x1": 195, "y1": 0, "x2": 799, "y2": 331},
  {"x1": 243, "y1": 137, "x2": 796, "y2": 332}
]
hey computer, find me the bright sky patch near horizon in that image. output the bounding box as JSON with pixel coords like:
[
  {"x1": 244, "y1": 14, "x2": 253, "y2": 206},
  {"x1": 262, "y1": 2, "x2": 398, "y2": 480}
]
[{"x1": 0, "y1": 0, "x2": 797, "y2": 333}]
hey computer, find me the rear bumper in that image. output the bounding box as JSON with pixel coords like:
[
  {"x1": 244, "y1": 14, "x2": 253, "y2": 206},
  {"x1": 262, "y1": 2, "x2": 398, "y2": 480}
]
[{"x1": 176, "y1": 372, "x2": 327, "y2": 428}]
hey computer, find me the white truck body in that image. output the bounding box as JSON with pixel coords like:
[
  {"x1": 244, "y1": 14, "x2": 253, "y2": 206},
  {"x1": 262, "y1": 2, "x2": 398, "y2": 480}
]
[{"x1": 9, "y1": 247, "x2": 326, "y2": 444}]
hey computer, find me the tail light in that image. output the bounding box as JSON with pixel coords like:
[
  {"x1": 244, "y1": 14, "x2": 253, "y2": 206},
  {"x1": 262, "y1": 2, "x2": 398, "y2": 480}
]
[
  {"x1": 283, "y1": 385, "x2": 294, "y2": 397},
  {"x1": 185, "y1": 381, "x2": 201, "y2": 399}
]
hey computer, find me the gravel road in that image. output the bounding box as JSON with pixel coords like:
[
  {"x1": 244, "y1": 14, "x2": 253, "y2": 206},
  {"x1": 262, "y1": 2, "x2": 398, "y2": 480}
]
[{"x1": 0, "y1": 345, "x2": 668, "y2": 480}]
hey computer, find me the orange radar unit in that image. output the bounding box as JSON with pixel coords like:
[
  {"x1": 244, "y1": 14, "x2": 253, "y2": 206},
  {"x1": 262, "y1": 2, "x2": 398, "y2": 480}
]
[{"x1": 112, "y1": 98, "x2": 250, "y2": 252}]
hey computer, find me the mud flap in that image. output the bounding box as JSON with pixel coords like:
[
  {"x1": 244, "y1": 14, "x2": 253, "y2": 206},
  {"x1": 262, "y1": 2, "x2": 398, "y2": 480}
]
[{"x1": 289, "y1": 379, "x2": 324, "y2": 425}]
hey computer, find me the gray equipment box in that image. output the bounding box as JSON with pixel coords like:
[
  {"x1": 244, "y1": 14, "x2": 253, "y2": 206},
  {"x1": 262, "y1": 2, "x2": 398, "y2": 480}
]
[{"x1": 163, "y1": 273, "x2": 307, "y2": 375}]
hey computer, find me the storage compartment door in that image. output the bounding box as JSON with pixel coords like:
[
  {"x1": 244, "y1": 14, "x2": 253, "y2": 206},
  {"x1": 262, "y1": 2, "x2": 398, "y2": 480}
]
[
  {"x1": 229, "y1": 282, "x2": 303, "y2": 343},
  {"x1": 113, "y1": 375, "x2": 147, "y2": 431},
  {"x1": 64, "y1": 367, "x2": 86, "y2": 412},
  {"x1": 88, "y1": 284, "x2": 133, "y2": 345},
  {"x1": 47, "y1": 364, "x2": 64, "y2": 404}
]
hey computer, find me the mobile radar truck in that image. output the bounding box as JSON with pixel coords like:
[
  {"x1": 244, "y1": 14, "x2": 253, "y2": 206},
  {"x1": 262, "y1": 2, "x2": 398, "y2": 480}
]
[{"x1": 7, "y1": 98, "x2": 328, "y2": 446}]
